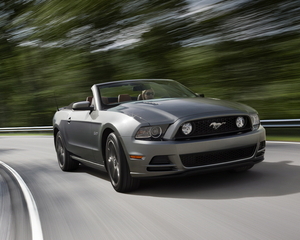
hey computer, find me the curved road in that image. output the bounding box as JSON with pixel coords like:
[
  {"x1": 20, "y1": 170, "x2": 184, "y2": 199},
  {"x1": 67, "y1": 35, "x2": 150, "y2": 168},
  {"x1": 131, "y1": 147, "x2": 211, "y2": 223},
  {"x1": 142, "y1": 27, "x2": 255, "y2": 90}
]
[{"x1": 0, "y1": 136, "x2": 299, "y2": 240}]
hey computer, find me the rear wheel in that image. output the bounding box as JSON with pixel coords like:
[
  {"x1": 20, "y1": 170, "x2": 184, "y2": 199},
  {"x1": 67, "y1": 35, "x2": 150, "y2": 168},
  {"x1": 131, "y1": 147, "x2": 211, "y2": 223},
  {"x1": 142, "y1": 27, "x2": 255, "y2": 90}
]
[
  {"x1": 106, "y1": 132, "x2": 140, "y2": 193},
  {"x1": 55, "y1": 131, "x2": 79, "y2": 171}
]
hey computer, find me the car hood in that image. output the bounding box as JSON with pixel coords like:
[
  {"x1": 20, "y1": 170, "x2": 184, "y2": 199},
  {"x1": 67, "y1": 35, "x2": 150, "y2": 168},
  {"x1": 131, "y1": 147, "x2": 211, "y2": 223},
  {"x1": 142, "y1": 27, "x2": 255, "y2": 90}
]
[{"x1": 108, "y1": 98, "x2": 256, "y2": 124}]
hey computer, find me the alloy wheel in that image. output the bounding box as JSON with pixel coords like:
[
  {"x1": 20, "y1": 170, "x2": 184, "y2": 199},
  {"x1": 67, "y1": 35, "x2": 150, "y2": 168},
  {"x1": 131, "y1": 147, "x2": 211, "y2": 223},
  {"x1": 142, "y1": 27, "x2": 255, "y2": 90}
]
[{"x1": 106, "y1": 139, "x2": 120, "y2": 186}]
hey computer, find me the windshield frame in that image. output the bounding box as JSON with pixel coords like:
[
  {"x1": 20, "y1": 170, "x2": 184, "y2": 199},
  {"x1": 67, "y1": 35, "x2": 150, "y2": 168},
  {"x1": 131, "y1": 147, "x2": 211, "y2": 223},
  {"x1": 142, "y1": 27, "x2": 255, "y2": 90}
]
[{"x1": 96, "y1": 79, "x2": 198, "y2": 108}]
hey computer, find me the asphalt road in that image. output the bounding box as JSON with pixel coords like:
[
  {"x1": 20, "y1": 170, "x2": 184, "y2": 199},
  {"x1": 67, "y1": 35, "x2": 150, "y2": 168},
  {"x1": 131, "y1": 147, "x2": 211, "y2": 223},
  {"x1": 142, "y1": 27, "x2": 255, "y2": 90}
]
[{"x1": 0, "y1": 136, "x2": 299, "y2": 240}]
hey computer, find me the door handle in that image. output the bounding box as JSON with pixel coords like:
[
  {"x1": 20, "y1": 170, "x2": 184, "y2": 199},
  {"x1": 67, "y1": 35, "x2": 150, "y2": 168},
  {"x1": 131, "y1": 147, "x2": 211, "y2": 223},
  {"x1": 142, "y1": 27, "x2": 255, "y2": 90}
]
[{"x1": 67, "y1": 117, "x2": 71, "y2": 124}]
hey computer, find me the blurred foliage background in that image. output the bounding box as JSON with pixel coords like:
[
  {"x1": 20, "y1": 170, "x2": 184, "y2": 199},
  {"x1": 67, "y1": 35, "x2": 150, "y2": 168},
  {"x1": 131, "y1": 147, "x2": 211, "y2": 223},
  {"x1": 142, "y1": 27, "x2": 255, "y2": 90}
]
[{"x1": 0, "y1": 0, "x2": 299, "y2": 127}]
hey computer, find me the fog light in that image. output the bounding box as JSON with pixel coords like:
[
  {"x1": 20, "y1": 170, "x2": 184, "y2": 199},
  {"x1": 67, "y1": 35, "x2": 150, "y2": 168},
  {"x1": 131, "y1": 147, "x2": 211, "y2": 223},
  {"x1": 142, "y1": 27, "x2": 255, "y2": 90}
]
[
  {"x1": 236, "y1": 117, "x2": 245, "y2": 128},
  {"x1": 182, "y1": 122, "x2": 193, "y2": 135}
]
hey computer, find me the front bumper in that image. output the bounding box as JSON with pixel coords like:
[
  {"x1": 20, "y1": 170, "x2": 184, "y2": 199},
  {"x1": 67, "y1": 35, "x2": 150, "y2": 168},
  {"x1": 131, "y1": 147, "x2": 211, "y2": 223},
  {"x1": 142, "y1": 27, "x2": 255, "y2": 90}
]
[{"x1": 122, "y1": 125, "x2": 266, "y2": 178}]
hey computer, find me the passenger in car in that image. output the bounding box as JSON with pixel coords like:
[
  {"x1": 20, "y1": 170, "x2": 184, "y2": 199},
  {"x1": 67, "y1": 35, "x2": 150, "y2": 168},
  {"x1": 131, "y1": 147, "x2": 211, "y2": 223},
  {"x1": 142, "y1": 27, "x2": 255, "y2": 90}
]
[{"x1": 141, "y1": 89, "x2": 155, "y2": 100}]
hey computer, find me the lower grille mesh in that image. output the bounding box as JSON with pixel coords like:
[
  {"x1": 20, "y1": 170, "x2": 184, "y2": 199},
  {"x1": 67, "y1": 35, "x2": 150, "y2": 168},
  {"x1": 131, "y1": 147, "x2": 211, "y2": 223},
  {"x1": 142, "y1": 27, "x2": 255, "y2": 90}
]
[{"x1": 180, "y1": 145, "x2": 256, "y2": 167}]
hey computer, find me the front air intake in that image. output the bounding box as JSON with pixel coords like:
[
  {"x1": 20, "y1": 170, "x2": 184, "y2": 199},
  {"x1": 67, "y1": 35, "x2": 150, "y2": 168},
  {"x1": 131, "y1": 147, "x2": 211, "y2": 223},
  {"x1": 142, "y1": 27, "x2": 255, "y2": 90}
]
[{"x1": 180, "y1": 145, "x2": 256, "y2": 167}]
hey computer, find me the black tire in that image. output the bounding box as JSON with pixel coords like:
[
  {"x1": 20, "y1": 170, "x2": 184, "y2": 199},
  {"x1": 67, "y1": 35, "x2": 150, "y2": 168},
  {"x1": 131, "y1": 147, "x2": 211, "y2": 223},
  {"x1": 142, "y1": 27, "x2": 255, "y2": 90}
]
[
  {"x1": 55, "y1": 131, "x2": 79, "y2": 171},
  {"x1": 105, "y1": 132, "x2": 140, "y2": 193}
]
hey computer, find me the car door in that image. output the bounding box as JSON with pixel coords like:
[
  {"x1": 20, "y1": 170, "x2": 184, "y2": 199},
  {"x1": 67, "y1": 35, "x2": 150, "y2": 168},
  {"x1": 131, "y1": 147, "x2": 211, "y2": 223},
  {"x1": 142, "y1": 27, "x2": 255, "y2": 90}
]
[
  {"x1": 64, "y1": 110, "x2": 95, "y2": 161},
  {"x1": 87, "y1": 110, "x2": 105, "y2": 165}
]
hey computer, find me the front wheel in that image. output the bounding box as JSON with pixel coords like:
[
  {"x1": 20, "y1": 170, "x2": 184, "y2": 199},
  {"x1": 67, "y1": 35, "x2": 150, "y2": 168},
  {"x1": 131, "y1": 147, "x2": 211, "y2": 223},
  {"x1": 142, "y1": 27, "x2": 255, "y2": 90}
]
[
  {"x1": 55, "y1": 131, "x2": 79, "y2": 171},
  {"x1": 106, "y1": 132, "x2": 140, "y2": 193}
]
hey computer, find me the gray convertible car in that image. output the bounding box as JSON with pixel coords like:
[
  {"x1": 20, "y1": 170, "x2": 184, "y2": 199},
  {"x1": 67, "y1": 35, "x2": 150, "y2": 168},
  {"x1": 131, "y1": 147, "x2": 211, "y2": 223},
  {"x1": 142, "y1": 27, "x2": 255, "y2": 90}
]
[{"x1": 53, "y1": 79, "x2": 266, "y2": 192}]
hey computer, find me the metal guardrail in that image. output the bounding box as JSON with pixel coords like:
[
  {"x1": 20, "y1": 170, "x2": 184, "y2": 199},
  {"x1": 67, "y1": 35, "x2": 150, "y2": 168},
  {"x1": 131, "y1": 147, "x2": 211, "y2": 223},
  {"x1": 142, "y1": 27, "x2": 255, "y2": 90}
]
[
  {"x1": 260, "y1": 119, "x2": 300, "y2": 128},
  {"x1": 0, "y1": 119, "x2": 299, "y2": 133},
  {"x1": 0, "y1": 126, "x2": 52, "y2": 132}
]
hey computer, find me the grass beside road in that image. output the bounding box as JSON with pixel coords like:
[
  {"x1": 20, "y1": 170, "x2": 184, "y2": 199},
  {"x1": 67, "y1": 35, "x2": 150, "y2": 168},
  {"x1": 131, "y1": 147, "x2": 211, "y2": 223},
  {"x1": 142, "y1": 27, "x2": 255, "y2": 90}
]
[
  {"x1": 265, "y1": 128, "x2": 300, "y2": 142},
  {"x1": 266, "y1": 136, "x2": 300, "y2": 142}
]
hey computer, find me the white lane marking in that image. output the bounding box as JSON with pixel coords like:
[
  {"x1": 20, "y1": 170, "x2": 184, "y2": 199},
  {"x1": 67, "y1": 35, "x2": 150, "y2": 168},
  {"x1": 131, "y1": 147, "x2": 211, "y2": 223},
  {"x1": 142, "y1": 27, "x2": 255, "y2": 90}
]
[
  {"x1": 0, "y1": 161, "x2": 43, "y2": 240},
  {"x1": 267, "y1": 141, "x2": 300, "y2": 145}
]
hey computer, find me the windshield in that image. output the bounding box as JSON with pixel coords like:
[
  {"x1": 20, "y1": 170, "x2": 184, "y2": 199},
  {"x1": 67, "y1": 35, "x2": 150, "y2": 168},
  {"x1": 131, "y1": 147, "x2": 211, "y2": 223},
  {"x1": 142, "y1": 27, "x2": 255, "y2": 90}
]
[{"x1": 97, "y1": 79, "x2": 197, "y2": 106}]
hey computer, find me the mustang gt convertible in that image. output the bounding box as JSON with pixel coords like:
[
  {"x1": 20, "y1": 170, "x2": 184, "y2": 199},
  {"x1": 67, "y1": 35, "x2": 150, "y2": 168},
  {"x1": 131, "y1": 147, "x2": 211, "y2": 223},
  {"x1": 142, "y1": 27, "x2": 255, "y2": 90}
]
[{"x1": 53, "y1": 79, "x2": 266, "y2": 192}]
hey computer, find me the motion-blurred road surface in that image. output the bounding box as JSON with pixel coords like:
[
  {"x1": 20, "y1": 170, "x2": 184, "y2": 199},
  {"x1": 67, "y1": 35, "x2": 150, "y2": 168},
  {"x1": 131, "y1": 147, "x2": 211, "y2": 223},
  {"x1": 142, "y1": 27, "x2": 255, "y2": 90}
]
[{"x1": 0, "y1": 136, "x2": 299, "y2": 240}]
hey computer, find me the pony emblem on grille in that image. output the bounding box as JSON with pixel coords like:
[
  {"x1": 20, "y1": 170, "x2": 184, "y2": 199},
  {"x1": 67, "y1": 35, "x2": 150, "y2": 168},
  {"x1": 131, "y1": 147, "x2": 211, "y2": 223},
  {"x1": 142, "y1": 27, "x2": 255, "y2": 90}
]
[{"x1": 209, "y1": 122, "x2": 226, "y2": 130}]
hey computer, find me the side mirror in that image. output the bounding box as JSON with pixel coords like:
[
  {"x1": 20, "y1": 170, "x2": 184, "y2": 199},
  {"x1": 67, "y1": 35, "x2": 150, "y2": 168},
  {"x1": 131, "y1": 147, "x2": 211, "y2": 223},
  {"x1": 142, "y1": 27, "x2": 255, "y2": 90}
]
[
  {"x1": 72, "y1": 101, "x2": 94, "y2": 111},
  {"x1": 195, "y1": 93, "x2": 205, "y2": 98}
]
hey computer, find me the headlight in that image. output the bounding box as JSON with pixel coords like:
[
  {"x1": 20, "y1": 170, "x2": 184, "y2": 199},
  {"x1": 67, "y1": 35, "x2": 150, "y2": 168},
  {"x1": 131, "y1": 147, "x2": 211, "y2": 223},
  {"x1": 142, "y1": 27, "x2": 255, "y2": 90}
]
[
  {"x1": 182, "y1": 122, "x2": 193, "y2": 135},
  {"x1": 250, "y1": 113, "x2": 260, "y2": 130},
  {"x1": 151, "y1": 126, "x2": 162, "y2": 138},
  {"x1": 135, "y1": 126, "x2": 163, "y2": 139}
]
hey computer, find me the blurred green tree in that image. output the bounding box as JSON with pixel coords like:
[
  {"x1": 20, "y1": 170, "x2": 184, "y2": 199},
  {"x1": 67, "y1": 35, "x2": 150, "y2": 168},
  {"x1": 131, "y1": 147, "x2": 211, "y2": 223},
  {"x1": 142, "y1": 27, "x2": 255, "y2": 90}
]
[
  {"x1": 0, "y1": 0, "x2": 299, "y2": 127},
  {"x1": 0, "y1": 0, "x2": 34, "y2": 126}
]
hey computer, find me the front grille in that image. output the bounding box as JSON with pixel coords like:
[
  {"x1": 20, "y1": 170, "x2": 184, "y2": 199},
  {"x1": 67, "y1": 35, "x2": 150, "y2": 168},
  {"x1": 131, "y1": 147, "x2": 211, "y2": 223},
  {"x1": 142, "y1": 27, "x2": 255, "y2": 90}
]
[
  {"x1": 175, "y1": 116, "x2": 252, "y2": 139},
  {"x1": 180, "y1": 145, "x2": 256, "y2": 167}
]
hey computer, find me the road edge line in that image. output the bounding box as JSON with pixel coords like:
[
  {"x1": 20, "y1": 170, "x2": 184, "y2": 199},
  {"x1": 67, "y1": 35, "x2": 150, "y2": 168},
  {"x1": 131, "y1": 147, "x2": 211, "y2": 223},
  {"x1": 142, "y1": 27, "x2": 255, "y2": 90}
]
[{"x1": 0, "y1": 161, "x2": 43, "y2": 240}]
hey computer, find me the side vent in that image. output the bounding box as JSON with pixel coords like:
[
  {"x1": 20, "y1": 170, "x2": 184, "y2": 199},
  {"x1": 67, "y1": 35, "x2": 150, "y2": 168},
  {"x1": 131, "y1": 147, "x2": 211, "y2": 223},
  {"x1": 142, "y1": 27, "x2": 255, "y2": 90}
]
[
  {"x1": 256, "y1": 141, "x2": 266, "y2": 157},
  {"x1": 147, "y1": 156, "x2": 176, "y2": 172}
]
